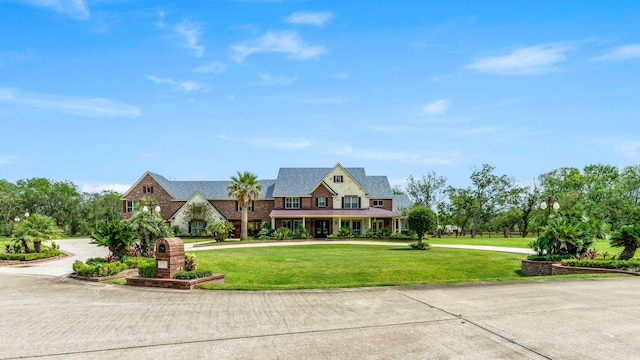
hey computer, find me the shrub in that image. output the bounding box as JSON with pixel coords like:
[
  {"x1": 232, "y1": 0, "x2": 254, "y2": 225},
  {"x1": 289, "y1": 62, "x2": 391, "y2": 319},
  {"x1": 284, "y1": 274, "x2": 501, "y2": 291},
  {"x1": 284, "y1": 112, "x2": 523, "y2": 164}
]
[
  {"x1": 273, "y1": 227, "x2": 292, "y2": 240},
  {"x1": 71, "y1": 260, "x2": 128, "y2": 277},
  {"x1": 410, "y1": 241, "x2": 431, "y2": 250},
  {"x1": 389, "y1": 232, "x2": 415, "y2": 240},
  {"x1": 138, "y1": 262, "x2": 157, "y2": 278},
  {"x1": 123, "y1": 256, "x2": 154, "y2": 269},
  {"x1": 526, "y1": 254, "x2": 574, "y2": 261},
  {"x1": 184, "y1": 253, "x2": 197, "y2": 271},
  {"x1": 407, "y1": 206, "x2": 437, "y2": 241},
  {"x1": 561, "y1": 258, "x2": 640, "y2": 270},
  {"x1": 292, "y1": 225, "x2": 311, "y2": 239},
  {"x1": 206, "y1": 220, "x2": 235, "y2": 242},
  {"x1": 173, "y1": 270, "x2": 213, "y2": 280},
  {"x1": 0, "y1": 250, "x2": 63, "y2": 261}
]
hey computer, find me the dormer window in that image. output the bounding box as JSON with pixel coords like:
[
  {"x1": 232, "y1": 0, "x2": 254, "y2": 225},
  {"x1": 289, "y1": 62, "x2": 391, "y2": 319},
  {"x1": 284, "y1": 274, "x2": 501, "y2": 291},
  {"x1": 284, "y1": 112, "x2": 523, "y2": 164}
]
[
  {"x1": 373, "y1": 200, "x2": 384, "y2": 207},
  {"x1": 334, "y1": 175, "x2": 343, "y2": 183}
]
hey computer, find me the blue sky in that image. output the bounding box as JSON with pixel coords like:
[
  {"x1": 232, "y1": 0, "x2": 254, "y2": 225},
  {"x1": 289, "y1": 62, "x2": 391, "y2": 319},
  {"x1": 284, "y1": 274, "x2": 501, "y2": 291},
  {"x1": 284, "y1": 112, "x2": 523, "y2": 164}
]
[{"x1": 1, "y1": 0, "x2": 639, "y2": 193}]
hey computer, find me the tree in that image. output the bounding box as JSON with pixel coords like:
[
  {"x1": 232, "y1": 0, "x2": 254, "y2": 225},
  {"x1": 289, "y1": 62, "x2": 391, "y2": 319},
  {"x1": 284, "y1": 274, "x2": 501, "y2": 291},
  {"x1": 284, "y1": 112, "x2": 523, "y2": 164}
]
[
  {"x1": 609, "y1": 224, "x2": 640, "y2": 260},
  {"x1": 83, "y1": 191, "x2": 123, "y2": 231},
  {"x1": 127, "y1": 205, "x2": 171, "y2": 257},
  {"x1": 514, "y1": 181, "x2": 542, "y2": 237},
  {"x1": 206, "y1": 220, "x2": 234, "y2": 242},
  {"x1": 91, "y1": 220, "x2": 138, "y2": 260},
  {"x1": 407, "y1": 206, "x2": 437, "y2": 249},
  {"x1": 227, "y1": 171, "x2": 263, "y2": 240},
  {"x1": 405, "y1": 172, "x2": 447, "y2": 209},
  {"x1": 445, "y1": 187, "x2": 474, "y2": 235},
  {"x1": 468, "y1": 164, "x2": 517, "y2": 238},
  {"x1": 12, "y1": 213, "x2": 63, "y2": 253}
]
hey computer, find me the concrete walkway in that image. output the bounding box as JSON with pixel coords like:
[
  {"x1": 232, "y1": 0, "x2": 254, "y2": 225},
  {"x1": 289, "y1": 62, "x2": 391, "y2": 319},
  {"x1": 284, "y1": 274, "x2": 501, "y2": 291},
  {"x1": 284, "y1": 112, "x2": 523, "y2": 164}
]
[{"x1": 186, "y1": 240, "x2": 536, "y2": 255}]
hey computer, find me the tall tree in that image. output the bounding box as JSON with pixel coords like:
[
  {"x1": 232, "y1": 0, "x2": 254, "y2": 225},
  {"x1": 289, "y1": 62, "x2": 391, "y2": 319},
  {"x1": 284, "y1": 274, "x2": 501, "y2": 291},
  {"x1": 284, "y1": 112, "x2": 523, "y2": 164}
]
[
  {"x1": 16, "y1": 178, "x2": 83, "y2": 234},
  {"x1": 405, "y1": 172, "x2": 448, "y2": 210},
  {"x1": 468, "y1": 164, "x2": 517, "y2": 238},
  {"x1": 227, "y1": 171, "x2": 263, "y2": 240}
]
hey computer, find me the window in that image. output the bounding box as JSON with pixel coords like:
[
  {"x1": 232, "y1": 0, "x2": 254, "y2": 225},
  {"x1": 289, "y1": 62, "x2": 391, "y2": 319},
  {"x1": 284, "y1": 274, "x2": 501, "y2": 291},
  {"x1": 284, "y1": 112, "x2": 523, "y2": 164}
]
[
  {"x1": 333, "y1": 175, "x2": 343, "y2": 183},
  {"x1": 372, "y1": 220, "x2": 384, "y2": 231},
  {"x1": 126, "y1": 201, "x2": 134, "y2": 213},
  {"x1": 352, "y1": 220, "x2": 361, "y2": 233},
  {"x1": 285, "y1": 197, "x2": 300, "y2": 209},
  {"x1": 237, "y1": 202, "x2": 253, "y2": 211},
  {"x1": 373, "y1": 200, "x2": 384, "y2": 207},
  {"x1": 343, "y1": 196, "x2": 359, "y2": 209},
  {"x1": 190, "y1": 221, "x2": 205, "y2": 235},
  {"x1": 293, "y1": 220, "x2": 303, "y2": 230},
  {"x1": 341, "y1": 220, "x2": 350, "y2": 228},
  {"x1": 282, "y1": 220, "x2": 292, "y2": 230},
  {"x1": 143, "y1": 186, "x2": 153, "y2": 194},
  {"x1": 316, "y1": 197, "x2": 327, "y2": 207}
]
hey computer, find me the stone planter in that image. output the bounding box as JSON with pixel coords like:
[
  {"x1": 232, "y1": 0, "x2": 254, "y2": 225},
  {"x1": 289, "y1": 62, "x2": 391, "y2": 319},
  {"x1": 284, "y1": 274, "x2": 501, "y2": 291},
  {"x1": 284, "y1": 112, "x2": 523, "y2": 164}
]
[{"x1": 521, "y1": 258, "x2": 559, "y2": 276}]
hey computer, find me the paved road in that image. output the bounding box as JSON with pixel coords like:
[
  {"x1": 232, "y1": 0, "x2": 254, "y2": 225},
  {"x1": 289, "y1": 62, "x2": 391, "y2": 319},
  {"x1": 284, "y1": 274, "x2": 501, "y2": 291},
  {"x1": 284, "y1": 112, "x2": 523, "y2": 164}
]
[{"x1": 2, "y1": 239, "x2": 637, "y2": 360}]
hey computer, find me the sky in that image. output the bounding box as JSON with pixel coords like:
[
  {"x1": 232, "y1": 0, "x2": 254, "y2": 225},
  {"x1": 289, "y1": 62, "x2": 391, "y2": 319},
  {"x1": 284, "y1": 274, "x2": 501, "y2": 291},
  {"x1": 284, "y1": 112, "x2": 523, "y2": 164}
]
[{"x1": 1, "y1": 0, "x2": 639, "y2": 194}]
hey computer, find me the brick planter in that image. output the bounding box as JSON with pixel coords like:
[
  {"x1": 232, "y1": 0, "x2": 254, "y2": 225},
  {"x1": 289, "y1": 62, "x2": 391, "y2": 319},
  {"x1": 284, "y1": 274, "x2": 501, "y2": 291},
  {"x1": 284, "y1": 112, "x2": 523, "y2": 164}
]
[
  {"x1": 521, "y1": 259, "x2": 559, "y2": 276},
  {"x1": 126, "y1": 274, "x2": 225, "y2": 290},
  {"x1": 551, "y1": 264, "x2": 640, "y2": 276}
]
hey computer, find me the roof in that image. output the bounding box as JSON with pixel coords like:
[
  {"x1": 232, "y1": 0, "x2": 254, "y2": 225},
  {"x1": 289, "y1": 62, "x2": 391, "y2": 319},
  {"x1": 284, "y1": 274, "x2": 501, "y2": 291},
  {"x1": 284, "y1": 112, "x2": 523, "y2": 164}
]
[
  {"x1": 148, "y1": 172, "x2": 275, "y2": 200},
  {"x1": 271, "y1": 167, "x2": 394, "y2": 198}
]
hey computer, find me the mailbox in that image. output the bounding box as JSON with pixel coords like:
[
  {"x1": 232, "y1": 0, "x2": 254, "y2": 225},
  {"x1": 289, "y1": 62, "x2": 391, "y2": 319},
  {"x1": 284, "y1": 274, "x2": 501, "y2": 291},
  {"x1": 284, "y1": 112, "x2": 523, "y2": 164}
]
[{"x1": 155, "y1": 237, "x2": 185, "y2": 278}]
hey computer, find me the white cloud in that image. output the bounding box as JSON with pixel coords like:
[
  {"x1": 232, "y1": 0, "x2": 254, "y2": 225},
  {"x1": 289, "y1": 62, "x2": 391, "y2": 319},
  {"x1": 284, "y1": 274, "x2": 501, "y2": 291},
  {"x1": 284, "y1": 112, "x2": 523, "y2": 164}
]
[
  {"x1": 604, "y1": 136, "x2": 640, "y2": 159},
  {"x1": 231, "y1": 30, "x2": 326, "y2": 62},
  {"x1": 302, "y1": 96, "x2": 349, "y2": 104},
  {"x1": 285, "y1": 11, "x2": 334, "y2": 26},
  {"x1": 23, "y1": 0, "x2": 90, "y2": 20},
  {"x1": 0, "y1": 87, "x2": 141, "y2": 117},
  {"x1": 252, "y1": 73, "x2": 297, "y2": 87},
  {"x1": 0, "y1": 155, "x2": 17, "y2": 165},
  {"x1": 146, "y1": 75, "x2": 205, "y2": 92},
  {"x1": 192, "y1": 61, "x2": 226, "y2": 74},
  {"x1": 175, "y1": 20, "x2": 205, "y2": 57},
  {"x1": 423, "y1": 99, "x2": 450, "y2": 115},
  {"x1": 593, "y1": 44, "x2": 640, "y2": 61},
  {"x1": 81, "y1": 183, "x2": 131, "y2": 194},
  {"x1": 217, "y1": 134, "x2": 312, "y2": 150},
  {"x1": 467, "y1": 44, "x2": 571, "y2": 75}
]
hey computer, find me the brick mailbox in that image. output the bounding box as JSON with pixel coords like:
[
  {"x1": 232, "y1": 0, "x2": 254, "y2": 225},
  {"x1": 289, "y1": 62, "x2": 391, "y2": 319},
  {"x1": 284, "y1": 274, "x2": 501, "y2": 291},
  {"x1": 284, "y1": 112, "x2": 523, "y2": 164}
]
[{"x1": 155, "y1": 237, "x2": 184, "y2": 278}]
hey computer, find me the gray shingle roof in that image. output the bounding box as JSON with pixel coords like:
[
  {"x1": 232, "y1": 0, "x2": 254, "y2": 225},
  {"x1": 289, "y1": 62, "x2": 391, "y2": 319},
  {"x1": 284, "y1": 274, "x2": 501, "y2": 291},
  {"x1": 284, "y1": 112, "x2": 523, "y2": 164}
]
[
  {"x1": 149, "y1": 172, "x2": 275, "y2": 200},
  {"x1": 272, "y1": 167, "x2": 394, "y2": 198}
]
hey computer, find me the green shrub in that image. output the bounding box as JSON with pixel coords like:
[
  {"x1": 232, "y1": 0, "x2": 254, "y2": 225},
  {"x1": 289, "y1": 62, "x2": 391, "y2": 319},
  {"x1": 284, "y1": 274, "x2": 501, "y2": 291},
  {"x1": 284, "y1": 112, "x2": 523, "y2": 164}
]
[
  {"x1": 409, "y1": 241, "x2": 431, "y2": 250},
  {"x1": 173, "y1": 270, "x2": 213, "y2": 280},
  {"x1": 389, "y1": 232, "x2": 415, "y2": 240},
  {"x1": 72, "y1": 260, "x2": 128, "y2": 277},
  {"x1": 123, "y1": 256, "x2": 153, "y2": 269},
  {"x1": 0, "y1": 250, "x2": 63, "y2": 261},
  {"x1": 184, "y1": 253, "x2": 197, "y2": 271},
  {"x1": 561, "y1": 258, "x2": 640, "y2": 269},
  {"x1": 138, "y1": 262, "x2": 157, "y2": 278},
  {"x1": 526, "y1": 254, "x2": 574, "y2": 261}
]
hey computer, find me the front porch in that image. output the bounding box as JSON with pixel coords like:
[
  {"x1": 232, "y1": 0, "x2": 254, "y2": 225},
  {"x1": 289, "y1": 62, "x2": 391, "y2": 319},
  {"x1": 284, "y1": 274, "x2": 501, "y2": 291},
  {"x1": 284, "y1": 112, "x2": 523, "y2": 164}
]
[{"x1": 269, "y1": 208, "x2": 405, "y2": 238}]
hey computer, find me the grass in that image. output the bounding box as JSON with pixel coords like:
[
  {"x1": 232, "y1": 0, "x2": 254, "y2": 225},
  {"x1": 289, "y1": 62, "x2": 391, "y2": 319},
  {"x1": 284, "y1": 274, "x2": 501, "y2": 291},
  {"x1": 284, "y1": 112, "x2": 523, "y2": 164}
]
[{"x1": 194, "y1": 244, "x2": 531, "y2": 291}]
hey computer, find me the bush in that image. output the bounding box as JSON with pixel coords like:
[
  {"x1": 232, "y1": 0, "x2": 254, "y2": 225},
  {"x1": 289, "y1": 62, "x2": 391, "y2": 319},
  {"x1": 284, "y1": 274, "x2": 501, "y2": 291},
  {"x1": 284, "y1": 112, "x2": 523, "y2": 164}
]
[
  {"x1": 273, "y1": 227, "x2": 292, "y2": 240},
  {"x1": 409, "y1": 241, "x2": 431, "y2": 250},
  {"x1": 0, "y1": 249, "x2": 63, "y2": 261},
  {"x1": 72, "y1": 260, "x2": 128, "y2": 277},
  {"x1": 173, "y1": 270, "x2": 213, "y2": 280},
  {"x1": 123, "y1": 256, "x2": 154, "y2": 269},
  {"x1": 138, "y1": 262, "x2": 157, "y2": 278},
  {"x1": 526, "y1": 254, "x2": 574, "y2": 261},
  {"x1": 561, "y1": 258, "x2": 640, "y2": 270},
  {"x1": 184, "y1": 253, "x2": 197, "y2": 271}
]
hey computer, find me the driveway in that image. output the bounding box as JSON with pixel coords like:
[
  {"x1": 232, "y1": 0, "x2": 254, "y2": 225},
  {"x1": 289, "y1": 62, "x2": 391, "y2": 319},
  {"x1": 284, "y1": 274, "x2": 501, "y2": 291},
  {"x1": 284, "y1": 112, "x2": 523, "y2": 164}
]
[{"x1": 1, "y1": 239, "x2": 638, "y2": 359}]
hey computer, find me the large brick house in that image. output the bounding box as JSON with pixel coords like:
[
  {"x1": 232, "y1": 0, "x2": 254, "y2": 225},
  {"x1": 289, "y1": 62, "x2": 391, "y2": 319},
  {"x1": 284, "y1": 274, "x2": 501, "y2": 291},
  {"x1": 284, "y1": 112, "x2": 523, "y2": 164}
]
[{"x1": 122, "y1": 164, "x2": 411, "y2": 238}]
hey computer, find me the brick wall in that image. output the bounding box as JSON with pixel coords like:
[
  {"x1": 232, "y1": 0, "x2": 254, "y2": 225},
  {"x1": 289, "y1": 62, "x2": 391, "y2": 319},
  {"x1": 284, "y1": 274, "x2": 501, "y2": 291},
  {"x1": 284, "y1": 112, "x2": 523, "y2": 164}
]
[
  {"x1": 211, "y1": 199, "x2": 273, "y2": 223},
  {"x1": 122, "y1": 174, "x2": 176, "y2": 219}
]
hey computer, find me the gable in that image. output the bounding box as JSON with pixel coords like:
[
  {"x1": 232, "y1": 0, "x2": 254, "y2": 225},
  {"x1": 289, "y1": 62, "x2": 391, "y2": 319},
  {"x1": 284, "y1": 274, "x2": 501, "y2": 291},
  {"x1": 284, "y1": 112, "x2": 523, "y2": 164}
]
[
  {"x1": 171, "y1": 193, "x2": 225, "y2": 222},
  {"x1": 324, "y1": 164, "x2": 369, "y2": 197}
]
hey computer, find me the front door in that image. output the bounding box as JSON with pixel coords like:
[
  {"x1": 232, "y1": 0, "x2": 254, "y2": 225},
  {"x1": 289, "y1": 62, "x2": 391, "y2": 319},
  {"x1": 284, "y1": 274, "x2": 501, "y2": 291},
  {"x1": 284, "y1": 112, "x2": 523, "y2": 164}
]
[{"x1": 315, "y1": 220, "x2": 329, "y2": 238}]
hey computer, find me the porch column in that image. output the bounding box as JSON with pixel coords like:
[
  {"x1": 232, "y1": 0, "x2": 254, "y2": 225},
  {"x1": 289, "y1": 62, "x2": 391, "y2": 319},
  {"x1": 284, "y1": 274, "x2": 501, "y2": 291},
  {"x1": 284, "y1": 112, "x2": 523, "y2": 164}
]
[
  {"x1": 302, "y1": 217, "x2": 306, "y2": 229},
  {"x1": 368, "y1": 217, "x2": 371, "y2": 232},
  {"x1": 271, "y1": 217, "x2": 276, "y2": 230}
]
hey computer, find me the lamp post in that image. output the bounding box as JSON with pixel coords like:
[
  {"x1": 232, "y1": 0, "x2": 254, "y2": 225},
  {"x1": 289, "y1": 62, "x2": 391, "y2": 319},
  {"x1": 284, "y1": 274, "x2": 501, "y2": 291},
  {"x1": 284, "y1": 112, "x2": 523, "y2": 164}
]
[
  {"x1": 142, "y1": 204, "x2": 161, "y2": 214},
  {"x1": 540, "y1": 196, "x2": 559, "y2": 222}
]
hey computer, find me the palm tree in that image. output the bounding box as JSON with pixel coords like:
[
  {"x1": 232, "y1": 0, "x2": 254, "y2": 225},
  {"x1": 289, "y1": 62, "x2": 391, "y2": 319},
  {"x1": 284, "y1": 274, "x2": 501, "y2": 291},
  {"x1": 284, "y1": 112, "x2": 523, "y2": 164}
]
[
  {"x1": 127, "y1": 208, "x2": 171, "y2": 257},
  {"x1": 91, "y1": 220, "x2": 138, "y2": 260},
  {"x1": 227, "y1": 171, "x2": 263, "y2": 240},
  {"x1": 609, "y1": 224, "x2": 640, "y2": 260},
  {"x1": 12, "y1": 213, "x2": 63, "y2": 253}
]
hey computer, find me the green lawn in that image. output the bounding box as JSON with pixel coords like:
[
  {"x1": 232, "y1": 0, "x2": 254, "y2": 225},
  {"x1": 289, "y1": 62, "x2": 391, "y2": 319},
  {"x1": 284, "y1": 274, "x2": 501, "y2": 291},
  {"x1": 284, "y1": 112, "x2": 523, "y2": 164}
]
[{"x1": 194, "y1": 244, "x2": 535, "y2": 290}]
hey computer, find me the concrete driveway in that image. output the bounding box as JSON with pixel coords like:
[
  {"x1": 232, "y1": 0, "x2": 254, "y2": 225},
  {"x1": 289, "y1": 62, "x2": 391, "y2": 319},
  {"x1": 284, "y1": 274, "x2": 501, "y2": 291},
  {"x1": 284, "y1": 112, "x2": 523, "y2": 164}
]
[{"x1": 1, "y1": 239, "x2": 637, "y2": 359}]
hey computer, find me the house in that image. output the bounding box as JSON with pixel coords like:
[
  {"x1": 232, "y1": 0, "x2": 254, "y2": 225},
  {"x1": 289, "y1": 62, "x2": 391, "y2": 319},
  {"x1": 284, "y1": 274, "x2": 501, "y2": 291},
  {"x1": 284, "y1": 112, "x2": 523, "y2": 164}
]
[{"x1": 122, "y1": 164, "x2": 412, "y2": 238}]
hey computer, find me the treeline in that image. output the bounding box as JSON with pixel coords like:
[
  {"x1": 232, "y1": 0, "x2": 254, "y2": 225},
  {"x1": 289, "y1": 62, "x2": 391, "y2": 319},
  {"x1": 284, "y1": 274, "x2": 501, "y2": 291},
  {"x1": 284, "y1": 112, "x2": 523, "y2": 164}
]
[
  {"x1": 404, "y1": 163, "x2": 640, "y2": 237},
  {"x1": 0, "y1": 178, "x2": 122, "y2": 236}
]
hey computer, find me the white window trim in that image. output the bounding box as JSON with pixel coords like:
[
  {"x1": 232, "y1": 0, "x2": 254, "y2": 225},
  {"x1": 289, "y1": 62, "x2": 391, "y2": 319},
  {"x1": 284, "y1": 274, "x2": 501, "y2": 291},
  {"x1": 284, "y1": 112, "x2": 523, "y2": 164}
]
[
  {"x1": 344, "y1": 196, "x2": 358, "y2": 209},
  {"x1": 317, "y1": 197, "x2": 327, "y2": 207},
  {"x1": 285, "y1": 197, "x2": 300, "y2": 209}
]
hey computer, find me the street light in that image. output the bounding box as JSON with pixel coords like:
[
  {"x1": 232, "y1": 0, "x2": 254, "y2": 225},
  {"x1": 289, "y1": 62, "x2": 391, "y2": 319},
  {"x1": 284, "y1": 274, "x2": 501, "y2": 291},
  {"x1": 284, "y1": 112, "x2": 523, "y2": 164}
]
[
  {"x1": 142, "y1": 204, "x2": 161, "y2": 214},
  {"x1": 540, "y1": 196, "x2": 559, "y2": 220},
  {"x1": 24, "y1": 209, "x2": 29, "y2": 220}
]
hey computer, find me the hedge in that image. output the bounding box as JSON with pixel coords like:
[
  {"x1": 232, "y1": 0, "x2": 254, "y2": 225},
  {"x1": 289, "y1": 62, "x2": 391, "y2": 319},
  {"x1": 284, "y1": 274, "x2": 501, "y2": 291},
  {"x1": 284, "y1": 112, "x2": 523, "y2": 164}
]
[
  {"x1": 174, "y1": 270, "x2": 213, "y2": 280},
  {"x1": 0, "y1": 250, "x2": 63, "y2": 261},
  {"x1": 561, "y1": 258, "x2": 640, "y2": 270}
]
